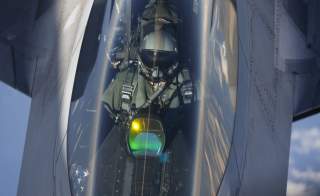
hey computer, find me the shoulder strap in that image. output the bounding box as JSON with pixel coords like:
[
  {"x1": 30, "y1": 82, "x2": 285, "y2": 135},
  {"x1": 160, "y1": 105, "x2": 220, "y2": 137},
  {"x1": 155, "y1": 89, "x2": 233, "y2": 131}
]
[{"x1": 120, "y1": 65, "x2": 137, "y2": 113}]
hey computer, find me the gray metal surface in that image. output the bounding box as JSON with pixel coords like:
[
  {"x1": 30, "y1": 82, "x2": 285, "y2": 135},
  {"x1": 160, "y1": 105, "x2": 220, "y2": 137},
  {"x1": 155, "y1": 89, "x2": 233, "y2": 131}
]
[
  {"x1": 0, "y1": 0, "x2": 41, "y2": 95},
  {"x1": 218, "y1": 0, "x2": 294, "y2": 194},
  {"x1": 0, "y1": 0, "x2": 95, "y2": 195},
  {"x1": 218, "y1": 0, "x2": 318, "y2": 195}
]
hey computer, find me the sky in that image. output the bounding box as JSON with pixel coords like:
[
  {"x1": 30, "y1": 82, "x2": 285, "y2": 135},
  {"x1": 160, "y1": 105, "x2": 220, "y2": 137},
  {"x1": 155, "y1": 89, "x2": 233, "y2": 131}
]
[
  {"x1": 0, "y1": 82, "x2": 30, "y2": 196},
  {"x1": 0, "y1": 81, "x2": 320, "y2": 196},
  {"x1": 287, "y1": 113, "x2": 320, "y2": 196}
]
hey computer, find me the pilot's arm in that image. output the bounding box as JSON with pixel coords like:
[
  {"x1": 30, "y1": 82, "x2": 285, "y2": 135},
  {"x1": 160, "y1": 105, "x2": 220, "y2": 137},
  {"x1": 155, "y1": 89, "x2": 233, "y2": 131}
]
[{"x1": 102, "y1": 71, "x2": 127, "y2": 118}]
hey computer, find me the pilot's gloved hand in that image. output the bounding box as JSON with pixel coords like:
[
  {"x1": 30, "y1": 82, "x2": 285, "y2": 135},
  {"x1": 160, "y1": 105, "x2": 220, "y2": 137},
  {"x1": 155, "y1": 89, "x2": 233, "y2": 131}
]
[{"x1": 114, "y1": 112, "x2": 134, "y2": 128}]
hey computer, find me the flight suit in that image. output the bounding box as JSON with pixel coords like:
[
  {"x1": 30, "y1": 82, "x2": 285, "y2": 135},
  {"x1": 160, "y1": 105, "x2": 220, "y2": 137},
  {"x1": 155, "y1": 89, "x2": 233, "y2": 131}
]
[{"x1": 102, "y1": 64, "x2": 192, "y2": 118}]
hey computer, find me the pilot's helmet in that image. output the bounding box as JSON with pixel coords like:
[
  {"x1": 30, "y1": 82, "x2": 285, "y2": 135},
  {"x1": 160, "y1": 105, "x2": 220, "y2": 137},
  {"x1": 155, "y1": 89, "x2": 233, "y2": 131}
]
[{"x1": 138, "y1": 18, "x2": 179, "y2": 82}]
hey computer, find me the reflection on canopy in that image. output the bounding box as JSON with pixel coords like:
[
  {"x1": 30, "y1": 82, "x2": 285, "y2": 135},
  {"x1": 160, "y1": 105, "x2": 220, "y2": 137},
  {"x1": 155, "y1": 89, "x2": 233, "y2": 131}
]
[{"x1": 196, "y1": 0, "x2": 238, "y2": 195}]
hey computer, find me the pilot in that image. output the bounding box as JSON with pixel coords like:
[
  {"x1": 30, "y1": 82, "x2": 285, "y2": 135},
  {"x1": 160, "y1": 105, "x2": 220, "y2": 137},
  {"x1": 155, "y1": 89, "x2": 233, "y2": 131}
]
[{"x1": 102, "y1": 1, "x2": 196, "y2": 129}]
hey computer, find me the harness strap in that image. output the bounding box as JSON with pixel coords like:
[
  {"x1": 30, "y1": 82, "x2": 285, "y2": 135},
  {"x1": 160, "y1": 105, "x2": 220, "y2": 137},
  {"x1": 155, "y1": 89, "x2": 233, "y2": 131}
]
[
  {"x1": 138, "y1": 82, "x2": 167, "y2": 109},
  {"x1": 120, "y1": 65, "x2": 137, "y2": 113}
]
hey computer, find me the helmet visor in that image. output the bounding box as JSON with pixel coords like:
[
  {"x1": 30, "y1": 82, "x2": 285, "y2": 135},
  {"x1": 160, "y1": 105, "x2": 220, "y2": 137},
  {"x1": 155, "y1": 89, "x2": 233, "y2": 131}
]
[
  {"x1": 141, "y1": 30, "x2": 177, "y2": 52},
  {"x1": 140, "y1": 19, "x2": 178, "y2": 52}
]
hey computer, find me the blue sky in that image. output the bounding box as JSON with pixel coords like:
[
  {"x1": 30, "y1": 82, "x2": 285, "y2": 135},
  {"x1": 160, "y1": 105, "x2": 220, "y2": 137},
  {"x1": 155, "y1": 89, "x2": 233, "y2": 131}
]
[
  {"x1": 0, "y1": 81, "x2": 320, "y2": 196},
  {"x1": 0, "y1": 82, "x2": 30, "y2": 196},
  {"x1": 287, "y1": 113, "x2": 320, "y2": 196}
]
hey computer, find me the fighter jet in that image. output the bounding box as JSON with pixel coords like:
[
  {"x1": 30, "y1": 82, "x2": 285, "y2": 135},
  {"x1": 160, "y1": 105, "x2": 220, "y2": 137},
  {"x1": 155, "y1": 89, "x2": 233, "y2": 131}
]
[{"x1": 0, "y1": 0, "x2": 319, "y2": 196}]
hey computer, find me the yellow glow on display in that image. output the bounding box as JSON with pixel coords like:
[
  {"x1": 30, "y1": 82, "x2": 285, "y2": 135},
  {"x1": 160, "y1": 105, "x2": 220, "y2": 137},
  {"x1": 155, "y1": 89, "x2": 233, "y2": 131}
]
[{"x1": 131, "y1": 120, "x2": 141, "y2": 132}]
